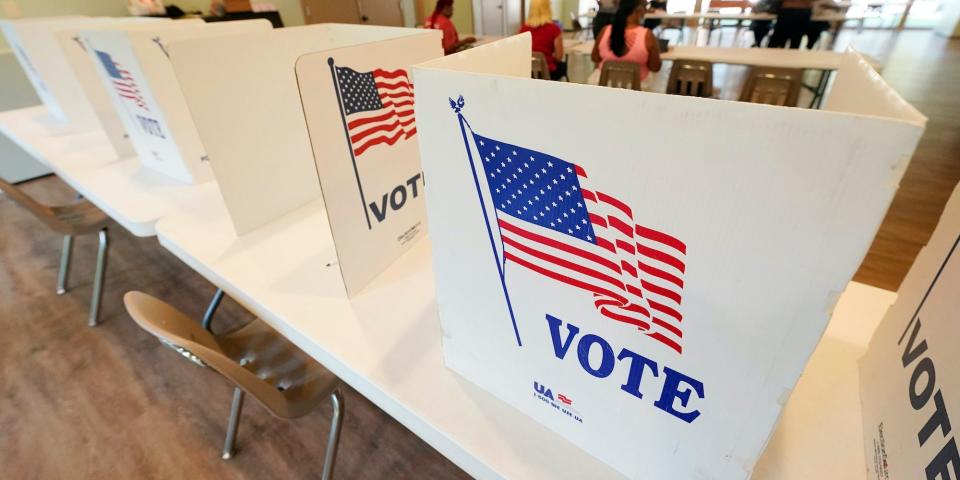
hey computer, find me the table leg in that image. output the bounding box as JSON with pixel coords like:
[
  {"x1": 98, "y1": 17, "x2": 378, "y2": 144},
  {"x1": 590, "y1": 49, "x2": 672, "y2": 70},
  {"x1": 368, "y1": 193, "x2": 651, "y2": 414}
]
[{"x1": 808, "y1": 69, "x2": 833, "y2": 109}]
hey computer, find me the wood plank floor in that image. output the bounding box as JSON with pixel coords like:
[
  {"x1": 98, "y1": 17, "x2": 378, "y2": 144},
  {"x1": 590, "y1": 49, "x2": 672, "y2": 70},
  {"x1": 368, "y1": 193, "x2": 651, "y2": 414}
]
[
  {"x1": 0, "y1": 29, "x2": 957, "y2": 480},
  {"x1": 0, "y1": 182, "x2": 470, "y2": 478}
]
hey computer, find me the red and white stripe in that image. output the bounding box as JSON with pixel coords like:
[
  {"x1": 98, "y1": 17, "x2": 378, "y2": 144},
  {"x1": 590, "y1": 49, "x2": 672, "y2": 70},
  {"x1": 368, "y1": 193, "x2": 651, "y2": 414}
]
[
  {"x1": 347, "y1": 68, "x2": 415, "y2": 156},
  {"x1": 498, "y1": 166, "x2": 687, "y2": 354},
  {"x1": 112, "y1": 64, "x2": 147, "y2": 111}
]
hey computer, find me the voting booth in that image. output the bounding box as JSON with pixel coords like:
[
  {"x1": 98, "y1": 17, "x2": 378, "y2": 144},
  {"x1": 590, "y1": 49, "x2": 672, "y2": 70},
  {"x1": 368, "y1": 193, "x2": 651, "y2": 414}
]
[
  {"x1": 169, "y1": 24, "x2": 442, "y2": 294},
  {"x1": 412, "y1": 36, "x2": 926, "y2": 479},
  {"x1": 0, "y1": 16, "x2": 96, "y2": 127},
  {"x1": 859, "y1": 184, "x2": 960, "y2": 480},
  {"x1": 80, "y1": 19, "x2": 272, "y2": 184},
  {"x1": 57, "y1": 19, "x2": 206, "y2": 159}
]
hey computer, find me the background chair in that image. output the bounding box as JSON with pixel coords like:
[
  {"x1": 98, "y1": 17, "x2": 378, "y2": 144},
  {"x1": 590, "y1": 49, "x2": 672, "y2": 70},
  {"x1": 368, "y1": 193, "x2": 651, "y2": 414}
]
[
  {"x1": 666, "y1": 59, "x2": 714, "y2": 97},
  {"x1": 124, "y1": 291, "x2": 344, "y2": 479},
  {"x1": 531, "y1": 52, "x2": 550, "y2": 80},
  {"x1": 598, "y1": 60, "x2": 642, "y2": 90},
  {"x1": 0, "y1": 178, "x2": 109, "y2": 326},
  {"x1": 738, "y1": 66, "x2": 803, "y2": 106}
]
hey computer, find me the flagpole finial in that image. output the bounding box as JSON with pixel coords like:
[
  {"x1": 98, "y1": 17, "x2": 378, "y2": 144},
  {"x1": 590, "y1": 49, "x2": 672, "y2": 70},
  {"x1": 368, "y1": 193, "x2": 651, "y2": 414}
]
[
  {"x1": 327, "y1": 57, "x2": 335, "y2": 66},
  {"x1": 448, "y1": 95, "x2": 465, "y2": 114}
]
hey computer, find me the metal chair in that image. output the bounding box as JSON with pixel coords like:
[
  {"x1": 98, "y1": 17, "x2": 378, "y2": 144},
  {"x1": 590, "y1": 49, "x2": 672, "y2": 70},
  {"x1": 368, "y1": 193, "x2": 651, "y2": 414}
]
[
  {"x1": 531, "y1": 52, "x2": 550, "y2": 80},
  {"x1": 738, "y1": 66, "x2": 803, "y2": 107},
  {"x1": 123, "y1": 291, "x2": 344, "y2": 479},
  {"x1": 598, "y1": 60, "x2": 642, "y2": 90},
  {"x1": 0, "y1": 178, "x2": 109, "y2": 326},
  {"x1": 666, "y1": 59, "x2": 714, "y2": 98}
]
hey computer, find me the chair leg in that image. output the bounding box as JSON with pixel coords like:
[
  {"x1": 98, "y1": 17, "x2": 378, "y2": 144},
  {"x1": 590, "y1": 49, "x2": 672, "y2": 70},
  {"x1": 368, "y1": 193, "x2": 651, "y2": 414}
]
[
  {"x1": 56, "y1": 235, "x2": 74, "y2": 295},
  {"x1": 88, "y1": 228, "x2": 108, "y2": 327},
  {"x1": 322, "y1": 389, "x2": 345, "y2": 480},
  {"x1": 221, "y1": 387, "x2": 245, "y2": 460},
  {"x1": 202, "y1": 288, "x2": 225, "y2": 332}
]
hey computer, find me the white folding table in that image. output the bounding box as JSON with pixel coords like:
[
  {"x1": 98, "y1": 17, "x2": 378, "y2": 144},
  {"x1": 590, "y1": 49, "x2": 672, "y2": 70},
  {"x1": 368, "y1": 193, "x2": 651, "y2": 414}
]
[
  {"x1": 155, "y1": 188, "x2": 895, "y2": 480},
  {"x1": 0, "y1": 106, "x2": 216, "y2": 237}
]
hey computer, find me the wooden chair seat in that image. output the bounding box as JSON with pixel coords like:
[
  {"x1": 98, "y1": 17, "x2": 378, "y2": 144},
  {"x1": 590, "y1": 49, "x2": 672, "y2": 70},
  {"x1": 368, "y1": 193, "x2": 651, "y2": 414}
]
[
  {"x1": 666, "y1": 59, "x2": 715, "y2": 98},
  {"x1": 0, "y1": 178, "x2": 108, "y2": 235},
  {"x1": 599, "y1": 60, "x2": 642, "y2": 90},
  {"x1": 124, "y1": 291, "x2": 344, "y2": 474},
  {"x1": 531, "y1": 51, "x2": 550, "y2": 80},
  {"x1": 1, "y1": 177, "x2": 110, "y2": 325},
  {"x1": 738, "y1": 66, "x2": 803, "y2": 107}
]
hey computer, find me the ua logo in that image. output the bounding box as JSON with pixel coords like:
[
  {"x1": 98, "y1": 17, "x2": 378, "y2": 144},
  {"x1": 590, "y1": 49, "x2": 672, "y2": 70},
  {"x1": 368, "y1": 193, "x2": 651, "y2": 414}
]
[{"x1": 534, "y1": 381, "x2": 554, "y2": 401}]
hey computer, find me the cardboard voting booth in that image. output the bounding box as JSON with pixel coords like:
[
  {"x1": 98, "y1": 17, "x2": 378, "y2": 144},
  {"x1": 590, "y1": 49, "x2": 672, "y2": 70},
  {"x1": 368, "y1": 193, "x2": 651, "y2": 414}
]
[
  {"x1": 169, "y1": 24, "x2": 441, "y2": 294},
  {"x1": 57, "y1": 19, "x2": 201, "y2": 159},
  {"x1": 80, "y1": 19, "x2": 272, "y2": 184},
  {"x1": 859, "y1": 184, "x2": 960, "y2": 480},
  {"x1": 412, "y1": 36, "x2": 926, "y2": 479},
  {"x1": 0, "y1": 16, "x2": 93, "y2": 125}
]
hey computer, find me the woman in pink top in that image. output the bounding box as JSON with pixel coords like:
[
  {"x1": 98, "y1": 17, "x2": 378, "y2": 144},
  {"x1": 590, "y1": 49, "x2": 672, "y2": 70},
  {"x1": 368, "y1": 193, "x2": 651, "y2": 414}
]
[
  {"x1": 591, "y1": 0, "x2": 662, "y2": 84},
  {"x1": 425, "y1": 0, "x2": 476, "y2": 55}
]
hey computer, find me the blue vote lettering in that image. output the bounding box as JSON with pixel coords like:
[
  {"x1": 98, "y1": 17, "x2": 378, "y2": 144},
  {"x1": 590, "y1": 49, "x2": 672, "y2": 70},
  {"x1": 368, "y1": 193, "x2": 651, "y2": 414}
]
[
  {"x1": 368, "y1": 173, "x2": 423, "y2": 223},
  {"x1": 545, "y1": 314, "x2": 705, "y2": 423}
]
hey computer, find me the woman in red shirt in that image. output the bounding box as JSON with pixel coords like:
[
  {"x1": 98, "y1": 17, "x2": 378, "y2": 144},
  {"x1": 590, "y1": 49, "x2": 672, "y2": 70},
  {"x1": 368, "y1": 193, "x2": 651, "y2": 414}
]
[
  {"x1": 519, "y1": 0, "x2": 565, "y2": 80},
  {"x1": 425, "y1": 0, "x2": 476, "y2": 55}
]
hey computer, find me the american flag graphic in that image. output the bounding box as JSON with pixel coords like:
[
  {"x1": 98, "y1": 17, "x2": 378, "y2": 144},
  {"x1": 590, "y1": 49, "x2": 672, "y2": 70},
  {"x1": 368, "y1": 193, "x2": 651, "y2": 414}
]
[
  {"x1": 473, "y1": 132, "x2": 688, "y2": 354},
  {"x1": 333, "y1": 64, "x2": 415, "y2": 157},
  {"x1": 95, "y1": 50, "x2": 148, "y2": 111}
]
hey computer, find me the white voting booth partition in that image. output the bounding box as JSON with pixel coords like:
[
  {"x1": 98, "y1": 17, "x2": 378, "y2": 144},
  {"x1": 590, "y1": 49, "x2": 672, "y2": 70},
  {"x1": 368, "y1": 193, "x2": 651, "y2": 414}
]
[
  {"x1": 295, "y1": 34, "x2": 442, "y2": 294},
  {"x1": 0, "y1": 16, "x2": 92, "y2": 126},
  {"x1": 80, "y1": 20, "x2": 272, "y2": 184},
  {"x1": 169, "y1": 24, "x2": 442, "y2": 295},
  {"x1": 859, "y1": 183, "x2": 960, "y2": 480},
  {"x1": 57, "y1": 19, "x2": 204, "y2": 159},
  {"x1": 412, "y1": 35, "x2": 926, "y2": 479}
]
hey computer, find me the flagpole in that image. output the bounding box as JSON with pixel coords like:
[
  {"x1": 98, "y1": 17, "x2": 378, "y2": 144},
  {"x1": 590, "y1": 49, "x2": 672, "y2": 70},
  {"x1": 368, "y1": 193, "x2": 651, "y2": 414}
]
[
  {"x1": 328, "y1": 57, "x2": 373, "y2": 230},
  {"x1": 453, "y1": 100, "x2": 522, "y2": 347}
]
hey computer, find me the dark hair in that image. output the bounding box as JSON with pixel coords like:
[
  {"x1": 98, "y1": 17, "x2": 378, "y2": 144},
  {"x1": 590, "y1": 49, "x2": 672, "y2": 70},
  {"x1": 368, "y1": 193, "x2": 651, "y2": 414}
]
[
  {"x1": 429, "y1": 0, "x2": 454, "y2": 27},
  {"x1": 610, "y1": 0, "x2": 643, "y2": 57}
]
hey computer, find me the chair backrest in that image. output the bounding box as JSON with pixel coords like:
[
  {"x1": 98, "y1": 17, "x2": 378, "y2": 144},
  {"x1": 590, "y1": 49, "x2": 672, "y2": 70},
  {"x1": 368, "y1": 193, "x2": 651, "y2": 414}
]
[
  {"x1": 738, "y1": 66, "x2": 803, "y2": 107},
  {"x1": 531, "y1": 52, "x2": 550, "y2": 80},
  {"x1": 123, "y1": 291, "x2": 290, "y2": 415},
  {"x1": 666, "y1": 59, "x2": 714, "y2": 97},
  {"x1": 598, "y1": 60, "x2": 642, "y2": 90}
]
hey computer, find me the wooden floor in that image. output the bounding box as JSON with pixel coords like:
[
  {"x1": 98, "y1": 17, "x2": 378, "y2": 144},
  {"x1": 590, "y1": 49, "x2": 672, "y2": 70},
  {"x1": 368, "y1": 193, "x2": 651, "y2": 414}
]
[
  {"x1": 0, "y1": 29, "x2": 957, "y2": 480},
  {"x1": 0, "y1": 184, "x2": 469, "y2": 478}
]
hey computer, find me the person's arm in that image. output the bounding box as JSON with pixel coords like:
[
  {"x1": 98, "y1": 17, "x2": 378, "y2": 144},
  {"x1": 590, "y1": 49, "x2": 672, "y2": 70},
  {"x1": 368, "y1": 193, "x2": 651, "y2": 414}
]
[
  {"x1": 446, "y1": 36, "x2": 476, "y2": 54},
  {"x1": 644, "y1": 29, "x2": 662, "y2": 72},
  {"x1": 591, "y1": 25, "x2": 607, "y2": 63},
  {"x1": 553, "y1": 33, "x2": 564, "y2": 60}
]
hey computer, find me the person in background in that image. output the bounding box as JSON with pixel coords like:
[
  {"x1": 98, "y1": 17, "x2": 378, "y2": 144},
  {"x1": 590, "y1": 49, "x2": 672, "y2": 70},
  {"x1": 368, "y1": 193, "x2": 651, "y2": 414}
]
[
  {"x1": 590, "y1": 0, "x2": 662, "y2": 86},
  {"x1": 593, "y1": 0, "x2": 619, "y2": 39},
  {"x1": 768, "y1": 0, "x2": 812, "y2": 49},
  {"x1": 804, "y1": 0, "x2": 840, "y2": 49},
  {"x1": 425, "y1": 0, "x2": 476, "y2": 55},
  {"x1": 520, "y1": 0, "x2": 566, "y2": 80},
  {"x1": 643, "y1": 0, "x2": 666, "y2": 30},
  {"x1": 750, "y1": 0, "x2": 780, "y2": 47}
]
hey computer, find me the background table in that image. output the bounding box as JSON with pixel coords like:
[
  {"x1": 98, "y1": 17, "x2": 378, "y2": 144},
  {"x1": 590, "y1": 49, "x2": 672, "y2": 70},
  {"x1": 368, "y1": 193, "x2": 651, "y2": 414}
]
[
  {"x1": 155, "y1": 188, "x2": 896, "y2": 480},
  {"x1": 566, "y1": 44, "x2": 881, "y2": 107}
]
